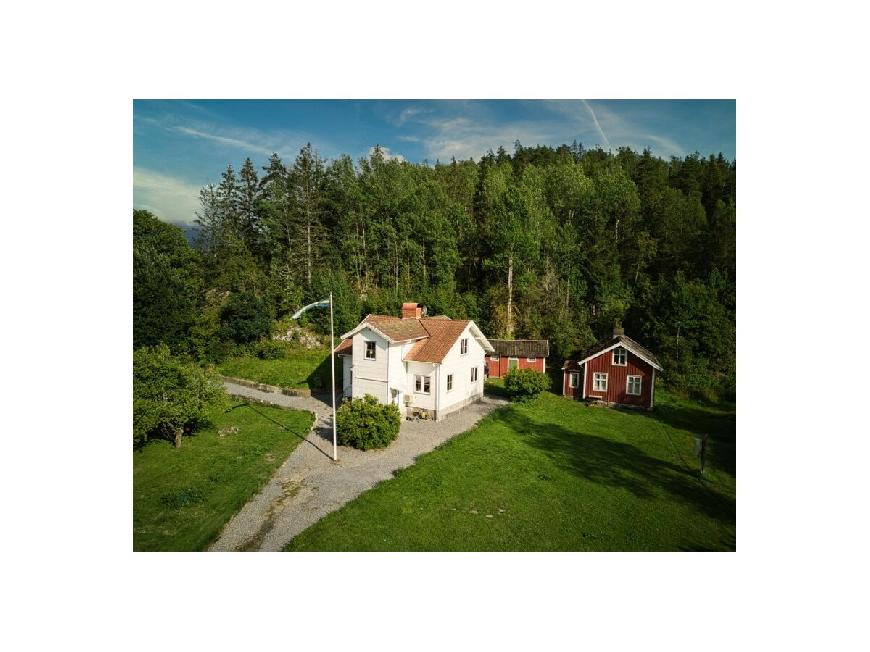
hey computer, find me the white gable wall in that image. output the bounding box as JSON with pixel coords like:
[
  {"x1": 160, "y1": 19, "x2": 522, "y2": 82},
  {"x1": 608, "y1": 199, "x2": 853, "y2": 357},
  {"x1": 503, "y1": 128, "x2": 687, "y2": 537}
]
[
  {"x1": 437, "y1": 322, "x2": 486, "y2": 416},
  {"x1": 351, "y1": 327, "x2": 390, "y2": 403}
]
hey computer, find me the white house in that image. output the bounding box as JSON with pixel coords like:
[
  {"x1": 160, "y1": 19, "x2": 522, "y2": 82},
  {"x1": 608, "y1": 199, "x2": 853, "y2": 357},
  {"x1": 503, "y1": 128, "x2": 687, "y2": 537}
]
[{"x1": 334, "y1": 302, "x2": 494, "y2": 421}]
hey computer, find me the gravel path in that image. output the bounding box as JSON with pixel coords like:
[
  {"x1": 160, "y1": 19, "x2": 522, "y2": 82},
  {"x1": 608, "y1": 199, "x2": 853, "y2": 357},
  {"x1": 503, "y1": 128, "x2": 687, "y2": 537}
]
[{"x1": 209, "y1": 381, "x2": 508, "y2": 552}]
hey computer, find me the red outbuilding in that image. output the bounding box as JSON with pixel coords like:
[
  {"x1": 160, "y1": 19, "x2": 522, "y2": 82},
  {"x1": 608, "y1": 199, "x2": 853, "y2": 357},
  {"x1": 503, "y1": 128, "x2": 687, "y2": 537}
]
[
  {"x1": 562, "y1": 328, "x2": 662, "y2": 410},
  {"x1": 485, "y1": 340, "x2": 549, "y2": 378}
]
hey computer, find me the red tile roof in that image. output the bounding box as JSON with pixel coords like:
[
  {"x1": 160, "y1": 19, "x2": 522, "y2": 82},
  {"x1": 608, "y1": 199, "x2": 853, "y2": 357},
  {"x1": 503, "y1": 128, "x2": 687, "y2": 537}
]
[
  {"x1": 361, "y1": 314, "x2": 430, "y2": 341},
  {"x1": 404, "y1": 319, "x2": 471, "y2": 363},
  {"x1": 334, "y1": 338, "x2": 352, "y2": 355},
  {"x1": 345, "y1": 314, "x2": 476, "y2": 364}
]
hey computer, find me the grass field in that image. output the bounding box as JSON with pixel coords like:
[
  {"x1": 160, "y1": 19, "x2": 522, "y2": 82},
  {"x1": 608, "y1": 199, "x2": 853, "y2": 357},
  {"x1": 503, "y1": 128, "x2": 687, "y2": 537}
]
[
  {"x1": 134, "y1": 402, "x2": 314, "y2": 551},
  {"x1": 217, "y1": 347, "x2": 330, "y2": 389},
  {"x1": 285, "y1": 390, "x2": 735, "y2": 551}
]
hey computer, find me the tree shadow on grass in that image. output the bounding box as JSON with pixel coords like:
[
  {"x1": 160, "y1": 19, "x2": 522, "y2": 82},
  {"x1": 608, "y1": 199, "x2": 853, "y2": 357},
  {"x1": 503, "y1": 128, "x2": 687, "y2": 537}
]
[
  {"x1": 645, "y1": 401, "x2": 736, "y2": 479},
  {"x1": 492, "y1": 407, "x2": 735, "y2": 524}
]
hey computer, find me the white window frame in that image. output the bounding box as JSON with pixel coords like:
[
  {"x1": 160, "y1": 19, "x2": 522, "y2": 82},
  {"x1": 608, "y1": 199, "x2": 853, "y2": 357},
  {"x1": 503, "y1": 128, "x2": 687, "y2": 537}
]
[
  {"x1": 364, "y1": 340, "x2": 376, "y2": 360},
  {"x1": 626, "y1": 375, "x2": 642, "y2": 396},
  {"x1": 447, "y1": 374, "x2": 453, "y2": 391},
  {"x1": 612, "y1": 347, "x2": 627, "y2": 366},
  {"x1": 569, "y1": 372, "x2": 580, "y2": 389},
  {"x1": 508, "y1": 357, "x2": 519, "y2": 371},
  {"x1": 490, "y1": 355, "x2": 500, "y2": 361},
  {"x1": 460, "y1": 338, "x2": 469, "y2": 355},
  {"x1": 471, "y1": 367, "x2": 479, "y2": 383},
  {"x1": 593, "y1": 372, "x2": 608, "y2": 392},
  {"x1": 527, "y1": 357, "x2": 536, "y2": 362},
  {"x1": 415, "y1": 375, "x2": 431, "y2": 394}
]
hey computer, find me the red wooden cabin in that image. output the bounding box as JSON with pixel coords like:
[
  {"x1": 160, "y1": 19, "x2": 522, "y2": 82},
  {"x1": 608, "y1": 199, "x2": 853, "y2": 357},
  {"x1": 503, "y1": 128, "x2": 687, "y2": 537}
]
[
  {"x1": 562, "y1": 328, "x2": 662, "y2": 410},
  {"x1": 485, "y1": 340, "x2": 549, "y2": 378}
]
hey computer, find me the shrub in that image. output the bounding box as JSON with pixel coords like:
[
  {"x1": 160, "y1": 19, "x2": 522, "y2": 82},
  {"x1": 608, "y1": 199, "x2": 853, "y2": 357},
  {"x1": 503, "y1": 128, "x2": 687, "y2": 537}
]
[
  {"x1": 254, "y1": 339, "x2": 288, "y2": 360},
  {"x1": 336, "y1": 394, "x2": 401, "y2": 450},
  {"x1": 133, "y1": 344, "x2": 226, "y2": 448},
  {"x1": 503, "y1": 368, "x2": 551, "y2": 401},
  {"x1": 219, "y1": 292, "x2": 272, "y2": 344}
]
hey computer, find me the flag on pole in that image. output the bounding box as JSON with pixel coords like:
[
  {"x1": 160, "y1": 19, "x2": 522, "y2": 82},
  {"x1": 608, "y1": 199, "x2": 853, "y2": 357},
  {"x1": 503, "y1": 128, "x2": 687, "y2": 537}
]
[{"x1": 291, "y1": 298, "x2": 331, "y2": 319}]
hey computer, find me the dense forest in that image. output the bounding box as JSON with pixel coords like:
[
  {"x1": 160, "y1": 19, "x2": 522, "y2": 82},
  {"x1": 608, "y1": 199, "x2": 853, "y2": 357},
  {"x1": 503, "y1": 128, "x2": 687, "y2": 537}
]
[{"x1": 134, "y1": 141, "x2": 735, "y2": 399}]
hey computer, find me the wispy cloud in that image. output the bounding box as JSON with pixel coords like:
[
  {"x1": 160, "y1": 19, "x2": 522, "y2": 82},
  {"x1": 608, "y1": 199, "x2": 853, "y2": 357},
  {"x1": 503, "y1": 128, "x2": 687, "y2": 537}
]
[
  {"x1": 368, "y1": 145, "x2": 405, "y2": 162},
  {"x1": 171, "y1": 126, "x2": 279, "y2": 157},
  {"x1": 133, "y1": 167, "x2": 203, "y2": 224},
  {"x1": 395, "y1": 100, "x2": 689, "y2": 161},
  {"x1": 580, "y1": 100, "x2": 611, "y2": 150}
]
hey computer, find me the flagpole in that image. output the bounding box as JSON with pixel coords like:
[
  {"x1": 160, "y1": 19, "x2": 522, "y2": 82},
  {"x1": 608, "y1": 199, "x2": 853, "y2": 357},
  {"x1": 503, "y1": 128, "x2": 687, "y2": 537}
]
[{"x1": 329, "y1": 291, "x2": 337, "y2": 461}]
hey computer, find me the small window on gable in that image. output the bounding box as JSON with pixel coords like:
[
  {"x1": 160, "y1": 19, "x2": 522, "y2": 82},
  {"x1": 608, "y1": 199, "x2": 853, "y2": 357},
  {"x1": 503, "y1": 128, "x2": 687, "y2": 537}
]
[
  {"x1": 447, "y1": 374, "x2": 453, "y2": 391},
  {"x1": 593, "y1": 372, "x2": 608, "y2": 392},
  {"x1": 612, "y1": 347, "x2": 627, "y2": 366},
  {"x1": 460, "y1": 338, "x2": 468, "y2": 355},
  {"x1": 365, "y1": 341, "x2": 376, "y2": 360},
  {"x1": 627, "y1": 375, "x2": 642, "y2": 396}
]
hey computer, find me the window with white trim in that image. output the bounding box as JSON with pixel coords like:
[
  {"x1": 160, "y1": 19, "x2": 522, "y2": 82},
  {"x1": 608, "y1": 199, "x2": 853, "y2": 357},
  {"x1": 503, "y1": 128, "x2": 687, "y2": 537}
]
[
  {"x1": 470, "y1": 367, "x2": 479, "y2": 382},
  {"x1": 490, "y1": 355, "x2": 500, "y2": 361},
  {"x1": 612, "y1": 347, "x2": 627, "y2": 366},
  {"x1": 460, "y1": 338, "x2": 468, "y2": 355},
  {"x1": 447, "y1": 374, "x2": 453, "y2": 391},
  {"x1": 626, "y1": 375, "x2": 642, "y2": 396},
  {"x1": 527, "y1": 357, "x2": 536, "y2": 362},
  {"x1": 569, "y1": 372, "x2": 580, "y2": 388},
  {"x1": 415, "y1": 375, "x2": 431, "y2": 394},
  {"x1": 593, "y1": 372, "x2": 608, "y2": 392},
  {"x1": 365, "y1": 340, "x2": 376, "y2": 360}
]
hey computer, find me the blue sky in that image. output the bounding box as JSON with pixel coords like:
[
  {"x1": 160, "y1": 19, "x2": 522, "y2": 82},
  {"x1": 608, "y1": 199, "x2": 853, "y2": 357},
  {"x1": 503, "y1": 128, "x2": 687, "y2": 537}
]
[{"x1": 134, "y1": 99, "x2": 735, "y2": 224}]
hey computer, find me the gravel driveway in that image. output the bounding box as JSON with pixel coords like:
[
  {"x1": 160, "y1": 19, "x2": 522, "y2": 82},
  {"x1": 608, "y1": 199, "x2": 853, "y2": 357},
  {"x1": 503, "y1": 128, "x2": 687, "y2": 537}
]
[{"x1": 209, "y1": 382, "x2": 508, "y2": 552}]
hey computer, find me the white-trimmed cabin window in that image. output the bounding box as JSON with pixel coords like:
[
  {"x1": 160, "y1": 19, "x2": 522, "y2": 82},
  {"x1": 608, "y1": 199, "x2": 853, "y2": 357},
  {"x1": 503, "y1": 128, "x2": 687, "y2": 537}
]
[
  {"x1": 527, "y1": 357, "x2": 536, "y2": 362},
  {"x1": 490, "y1": 355, "x2": 500, "y2": 361},
  {"x1": 593, "y1": 372, "x2": 608, "y2": 392},
  {"x1": 569, "y1": 372, "x2": 580, "y2": 388},
  {"x1": 626, "y1": 375, "x2": 642, "y2": 396},
  {"x1": 415, "y1": 375, "x2": 431, "y2": 394},
  {"x1": 365, "y1": 340, "x2": 376, "y2": 360},
  {"x1": 612, "y1": 347, "x2": 627, "y2": 366},
  {"x1": 447, "y1": 374, "x2": 453, "y2": 391},
  {"x1": 471, "y1": 367, "x2": 479, "y2": 382},
  {"x1": 460, "y1": 338, "x2": 469, "y2": 355}
]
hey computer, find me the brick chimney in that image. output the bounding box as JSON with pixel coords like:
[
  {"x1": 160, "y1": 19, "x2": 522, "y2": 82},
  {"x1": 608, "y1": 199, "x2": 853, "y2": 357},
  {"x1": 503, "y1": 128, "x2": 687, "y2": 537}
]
[
  {"x1": 402, "y1": 302, "x2": 424, "y2": 319},
  {"x1": 613, "y1": 321, "x2": 625, "y2": 338}
]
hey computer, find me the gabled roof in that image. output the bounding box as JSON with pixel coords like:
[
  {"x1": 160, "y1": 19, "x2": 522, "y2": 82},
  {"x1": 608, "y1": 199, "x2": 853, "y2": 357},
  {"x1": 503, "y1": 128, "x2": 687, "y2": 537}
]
[
  {"x1": 339, "y1": 313, "x2": 494, "y2": 364},
  {"x1": 334, "y1": 338, "x2": 353, "y2": 356},
  {"x1": 487, "y1": 339, "x2": 549, "y2": 358},
  {"x1": 564, "y1": 334, "x2": 662, "y2": 370},
  {"x1": 340, "y1": 314, "x2": 429, "y2": 343}
]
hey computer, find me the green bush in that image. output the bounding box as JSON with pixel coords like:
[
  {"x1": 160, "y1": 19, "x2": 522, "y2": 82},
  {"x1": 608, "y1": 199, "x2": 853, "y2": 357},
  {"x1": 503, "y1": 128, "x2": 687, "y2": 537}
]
[
  {"x1": 133, "y1": 344, "x2": 226, "y2": 447},
  {"x1": 254, "y1": 339, "x2": 288, "y2": 360},
  {"x1": 503, "y1": 368, "x2": 551, "y2": 401},
  {"x1": 219, "y1": 292, "x2": 272, "y2": 344},
  {"x1": 336, "y1": 394, "x2": 401, "y2": 450}
]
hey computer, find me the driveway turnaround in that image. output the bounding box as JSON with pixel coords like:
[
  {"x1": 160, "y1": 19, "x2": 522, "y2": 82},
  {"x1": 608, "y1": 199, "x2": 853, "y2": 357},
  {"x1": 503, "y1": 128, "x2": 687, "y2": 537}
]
[{"x1": 209, "y1": 382, "x2": 508, "y2": 552}]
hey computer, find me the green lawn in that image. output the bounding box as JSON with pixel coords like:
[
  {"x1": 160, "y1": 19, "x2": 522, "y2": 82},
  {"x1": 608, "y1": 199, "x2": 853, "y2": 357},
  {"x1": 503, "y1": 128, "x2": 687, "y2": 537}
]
[
  {"x1": 134, "y1": 402, "x2": 314, "y2": 551},
  {"x1": 217, "y1": 347, "x2": 330, "y2": 389},
  {"x1": 285, "y1": 390, "x2": 735, "y2": 551}
]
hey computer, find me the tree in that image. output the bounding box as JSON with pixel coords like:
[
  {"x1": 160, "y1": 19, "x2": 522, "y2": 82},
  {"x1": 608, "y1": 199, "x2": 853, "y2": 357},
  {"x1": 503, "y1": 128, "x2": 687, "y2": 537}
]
[
  {"x1": 133, "y1": 210, "x2": 201, "y2": 352},
  {"x1": 219, "y1": 292, "x2": 272, "y2": 344},
  {"x1": 133, "y1": 344, "x2": 225, "y2": 447}
]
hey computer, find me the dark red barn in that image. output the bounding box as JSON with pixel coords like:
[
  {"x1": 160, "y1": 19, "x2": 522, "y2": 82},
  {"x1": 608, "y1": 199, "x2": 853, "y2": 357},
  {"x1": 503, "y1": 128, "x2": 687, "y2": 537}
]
[
  {"x1": 562, "y1": 328, "x2": 662, "y2": 410},
  {"x1": 485, "y1": 340, "x2": 549, "y2": 378}
]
